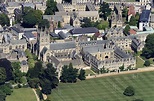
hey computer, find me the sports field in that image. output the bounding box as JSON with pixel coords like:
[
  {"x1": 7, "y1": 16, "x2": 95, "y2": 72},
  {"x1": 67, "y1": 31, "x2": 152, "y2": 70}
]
[
  {"x1": 6, "y1": 88, "x2": 36, "y2": 101},
  {"x1": 48, "y1": 71, "x2": 154, "y2": 101}
]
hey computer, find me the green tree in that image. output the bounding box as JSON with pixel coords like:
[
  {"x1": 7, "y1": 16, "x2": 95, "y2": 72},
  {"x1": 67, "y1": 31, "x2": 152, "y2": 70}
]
[
  {"x1": 0, "y1": 84, "x2": 12, "y2": 95},
  {"x1": 100, "y1": 67, "x2": 106, "y2": 74},
  {"x1": 58, "y1": 21, "x2": 61, "y2": 28},
  {"x1": 144, "y1": 60, "x2": 150, "y2": 67},
  {"x1": 122, "y1": 7, "x2": 128, "y2": 17},
  {"x1": 142, "y1": 34, "x2": 154, "y2": 58},
  {"x1": 99, "y1": 2, "x2": 112, "y2": 20},
  {"x1": 0, "y1": 13, "x2": 10, "y2": 26},
  {"x1": 38, "y1": 19, "x2": 50, "y2": 30},
  {"x1": 81, "y1": 18, "x2": 93, "y2": 27},
  {"x1": 129, "y1": 16, "x2": 137, "y2": 26},
  {"x1": 124, "y1": 25, "x2": 130, "y2": 35},
  {"x1": 39, "y1": 63, "x2": 59, "y2": 94},
  {"x1": 135, "y1": 12, "x2": 140, "y2": 22},
  {"x1": 0, "y1": 90, "x2": 6, "y2": 101},
  {"x1": 44, "y1": 0, "x2": 57, "y2": 15},
  {"x1": 0, "y1": 68, "x2": 6, "y2": 84},
  {"x1": 28, "y1": 78, "x2": 40, "y2": 88},
  {"x1": 60, "y1": 63, "x2": 78, "y2": 83},
  {"x1": 22, "y1": 9, "x2": 43, "y2": 28},
  {"x1": 119, "y1": 64, "x2": 124, "y2": 71},
  {"x1": 123, "y1": 86, "x2": 135, "y2": 96},
  {"x1": 78, "y1": 69, "x2": 86, "y2": 80}
]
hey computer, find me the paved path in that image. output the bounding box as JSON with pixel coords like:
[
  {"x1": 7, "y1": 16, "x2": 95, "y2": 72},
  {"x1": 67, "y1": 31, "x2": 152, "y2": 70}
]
[
  {"x1": 86, "y1": 67, "x2": 154, "y2": 79},
  {"x1": 32, "y1": 89, "x2": 40, "y2": 101}
]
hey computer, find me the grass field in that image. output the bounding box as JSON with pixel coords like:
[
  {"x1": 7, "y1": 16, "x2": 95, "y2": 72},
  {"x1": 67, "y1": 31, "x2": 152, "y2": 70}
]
[
  {"x1": 6, "y1": 88, "x2": 36, "y2": 101},
  {"x1": 85, "y1": 69, "x2": 95, "y2": 76},
  {"x1": 136, "y1": 56, "x2": 144, "y2": 68},
  {"x1": 48, "y1": 71, "x2": 154, "y2": 101}
]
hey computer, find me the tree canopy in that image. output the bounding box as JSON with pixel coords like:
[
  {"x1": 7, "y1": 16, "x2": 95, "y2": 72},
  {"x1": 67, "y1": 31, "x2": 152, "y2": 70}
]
[
  {"x1": 129, "y1": 16, "x2": 137, "y2": 26},
  {"x1": 123, "y1": 86, "x2": 135, "y2": 96},
  {"x1": 122, "y1": 7, "x2": 128, "y2": 17},
  {"x1": 22, "y1": 7, "x2": 43, "y2": 28},
  {"x1": 124, "y1": 25, "x2": 130, "y2": 35},
  {"x1": 60, "y1": 63, "x2": 78, "y2": 83},
  {"x1": 63, "y1": 0, "x2": 71, "y2": 3},
  {"x1": 142, "y1": 34, "x2": 154, "y2": 58},
  {"x1": 38, "y1": 19, "x2": 50, "y2": 30},
  {"x1": 144, "y1": 60, "x2": 150, "y2": 67},
  {"x1": 99, "y1": 2, "x2": 112, "y2": 20},
  {"x1": 44, "y1": 0, "x2": 57, "y2": 15},
  {"x1": 0, "y1": 68, "x2": 6, "y2": 84},
  {"x1": 0, "y1": 13, "x2": 10, "y2": 27},
  {"x1": 78, "y1": 69, "x2": 86, "y2": 80}
]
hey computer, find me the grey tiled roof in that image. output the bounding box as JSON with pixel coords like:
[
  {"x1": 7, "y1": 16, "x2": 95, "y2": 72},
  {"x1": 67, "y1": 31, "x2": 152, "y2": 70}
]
[
  {"x1": 82, "y1": 45, "x2": 112, "y2": 53},
  {"x1": 70, "y1": 27, "x2": 99, "y2": 34},
  {"x1": 78, "y1": 40, "x2": 109, "y2": 47},
  {"x1": 114, "y1": 47, "x2": 129, "y2": 58},
  {"x1": 24, "y1": 31, "x2": 35, "y2": 38},
  {"x1": 10, "y1": 39, "x2": 26, "y2": 45},
  {"x1": 50, "y1": 41, "x2": 76, "y2": 50}
]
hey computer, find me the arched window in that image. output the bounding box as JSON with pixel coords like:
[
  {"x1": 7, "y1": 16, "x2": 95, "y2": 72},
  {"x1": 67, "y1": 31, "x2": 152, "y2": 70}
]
[
  {"x1": 9, "y1": 46, "x2": 12, "y2": 50},
  {"x1": 105, "y1": 56, "x2": 108, "y2": 59}
]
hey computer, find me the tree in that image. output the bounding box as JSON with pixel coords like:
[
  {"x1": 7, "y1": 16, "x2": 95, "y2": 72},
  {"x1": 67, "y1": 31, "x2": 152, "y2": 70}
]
[
  {"x1": 124, "y1": 24, "x2": 130, "y2": 35},
  {"x1": 119, "y1": 64, "x2": 124, "y2": 71},
  {"x1": 123, "y1": 86, "x2": 135, "y2": 96},
  {"x1": 22, "y1": 8, "x2": 43, "y2": 28},
  {"x1": 60, "y1": 63, "x2": 78, "y2": 83},
  {"x1": 122, "y1": 7, "x2": 128, "y2": 17},
  {"x1": 28, "y1": 78, "x2": 40, "y2": 88},
  {"x1": 81, "y1": 18, "x2": 93, "y2": 27},
  {"x1": 0, "y1": 84, "x2": 12, "y2": 95},
  {"x1": 38, "y1": 19, "x2": 50, "y2": 30},
  {"x1": 0, "y1": 68, "x2": 6, "y2": 84},
  {"x1": 0, "y1": 13, "x2": 10, "y2": 27},
  {"x1": 44, "y1": 0, "x2": 57, "y2": 15},
  {"x1": 129, "y1": 16, "x2": 137, "y2": 26},
  {"x1": 97, "y1": 21, "x2": 109, "y2": 30},
  {"x1": 78, "y1": 69, "x2": 86, "y2": 80},
  {"x1": 99, "y1": 2, "x2": 112, "y2": 20},
  {"x1": 0, "y1": 90, "x2": 6, "y2": 101},
  {"x1": 27, "y1": 61, "x2": 43, "y2": 78},
  {"x1": 135, "y1": 12, "x2": 140, "y2": 22},
  {"x1": 142, "y1": 34, "x2": 154, "y2": 58},
  {"x1": 100, "y1": 67, "x2": 106, "y2": 74},
  {"x1": 39, "y1": 63, "x2": 59, "y2": 94},
  {"x1": 144, "y1": 60, "x2": 150, "y2": 67},
  {"x1": 58, "y1": 21, "x2": 61, "y2": 28}
]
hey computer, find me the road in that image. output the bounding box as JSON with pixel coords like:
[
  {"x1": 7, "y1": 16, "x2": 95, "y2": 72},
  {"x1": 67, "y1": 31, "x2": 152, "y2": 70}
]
[{"x1": 86, "y1": 66, "x2": 154, "y2": 79}]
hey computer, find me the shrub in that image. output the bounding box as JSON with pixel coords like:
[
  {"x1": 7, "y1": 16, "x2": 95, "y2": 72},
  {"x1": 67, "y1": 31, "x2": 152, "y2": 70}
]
[{"x1": 123, "y1": 86, "x2": 135, "y2": 96}]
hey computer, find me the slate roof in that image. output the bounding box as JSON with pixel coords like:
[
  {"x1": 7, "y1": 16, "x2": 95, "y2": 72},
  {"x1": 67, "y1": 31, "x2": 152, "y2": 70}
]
[
  {"x1": 10, "y1": 39, "x2": 26, "y2": 44},
  {"x1": 78, "y1": 40, "x2": 109, "y2": 47},
  {"x1": 58, "y1": 31, "x2": 68, "y2": 39},
  {"x1": 114, "y1": 47, "x2": 129, "y2": 58},
  {"x1": 24, "y1": 31, "x2": 35, "y2": 39},
  {"x1": 50, "y1": 41, "x2": 76, "y2": 50},
  {"x1": 11, "y1": 27, "x2": 23, "y2": 33},
  {"x1": 82, "y1": 45, "x2": 113, "y2": 53},
  {"x1": 70, "y1": 27, "x2": 99, "y2": 35},
  {"x1": 139, "y1": 10, "x2": 151, "y2": 22}
]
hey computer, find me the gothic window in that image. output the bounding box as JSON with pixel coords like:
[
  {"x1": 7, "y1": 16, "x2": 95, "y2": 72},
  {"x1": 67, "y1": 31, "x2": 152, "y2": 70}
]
[
  {"x1": 16, "y1": 46, "x2": 18, "y2": 49},
  {"x1": 105, "y1": 56, "x2": 108, "y2": 59},
  {"x1": 22, "y1": 45, "x2": 24, "y2": 49},
  {"x1": 9, "y1": 46, "x2": 12, "y2": 50}
]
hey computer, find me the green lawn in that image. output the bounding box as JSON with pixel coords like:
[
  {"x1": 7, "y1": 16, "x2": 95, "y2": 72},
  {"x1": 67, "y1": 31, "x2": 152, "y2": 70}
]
[
  {"x1": 85, "y1": 69, "x2": 95, "y2": 76},
  {"x1": 48, "y1": 71, "x2": 154, "y2": 101},
  {"x1": 136, "y1": 56, "x2": 144, "y2": 68},
  {"x1": 6, "y1": 88, "x2": 36, "y2": 101}
]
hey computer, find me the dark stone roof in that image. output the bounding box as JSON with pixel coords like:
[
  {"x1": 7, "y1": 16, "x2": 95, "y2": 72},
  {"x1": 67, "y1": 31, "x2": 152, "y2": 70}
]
[
  {"x1": 50, "y1": 32, "x2": 59, "y2": 37},
  {"x1": 58, "y1": 31, "x2": 68, "y2": 39},
  {"x1": 139, "y1": 10, "x2": 151, "y2": 22},
  {"x1": 24, "y1": 31, "x2": 35, "y2": 38},
  {"x1": 70, "y1": 27, "x2": 99, "y2": 35},
  {"x1": 114, "y1": 47, "x2": 129, "y2": 58},
  {"x1": 11, "y1": 27, "x2": 23, "y2": 33},
  {"x1": 50, "y1": 41, "x2": 76, "y2": 50}
]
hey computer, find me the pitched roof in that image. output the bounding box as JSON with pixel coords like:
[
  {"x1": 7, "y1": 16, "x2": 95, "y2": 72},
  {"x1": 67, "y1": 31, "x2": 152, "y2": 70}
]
[
  {"x1": 50, "y1": 41, "x2": 76, "y2": 50},
  {"x1": 139, "y1": 10, "x2": 151, "y2": 22},
  {"x1": 70, "y1": 27, "x2": 99, "y2": 34}
]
